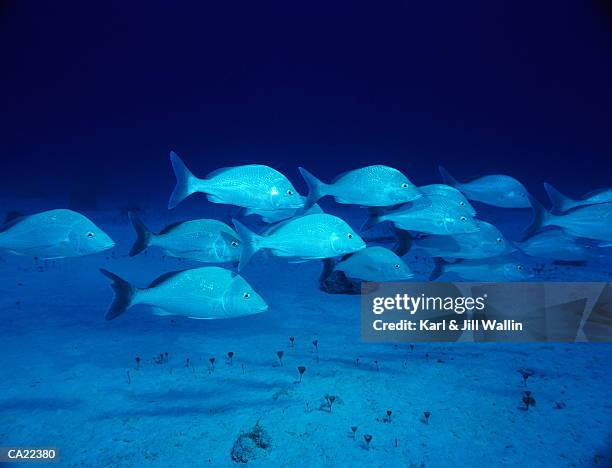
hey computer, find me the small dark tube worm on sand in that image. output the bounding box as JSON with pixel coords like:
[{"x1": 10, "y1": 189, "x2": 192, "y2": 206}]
[
  {"x1": 325, "y1": 394, "x2": 336, "y2": 412},
  {"x1": 522, "y1": 391, "x2": 536, "y2": 410},
  {"x1": 517, "y1": 368, "x2": 534, "y2": 387}
]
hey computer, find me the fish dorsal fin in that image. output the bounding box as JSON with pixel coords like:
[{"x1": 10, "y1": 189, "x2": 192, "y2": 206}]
[
  {"x1": 562, "y1": 202, "x2": 612, "y2": 215},
  {"x1": 147, "y1": 270, "x2": 186, "y2": 288},
  {"x1": 331, "y1": 169, "x2": 354, "y2": 184},
  {"x1": 159, "y1": 221, "x2": 185, "y2": 235},
  {"x1": 4, "y1": 211, "x2": 25, "y2": 225},
  {"x1": 151, "y1": 307, "x2": 174, "y2": 316},
  {"x1": 331, "y1": 166, "x2": 390, "y2": 184},
  {"x1": 579, "y1": 187, "x2": 612, "y2": 200},
  {"x1": 206, "y1": 166, "x2": 234, "y2": 179},
  {"x1": 206, "y1": 165, "x2": 269, "y2": 179},
  {"x1": 0, "y1": 214, "x2": 28, "y2": 233},
  {"x1": 261, "y1": 217, "x2": 296, "y2": 235}
]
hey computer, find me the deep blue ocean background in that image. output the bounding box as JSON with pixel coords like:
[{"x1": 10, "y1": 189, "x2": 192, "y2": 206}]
[
  {"x1": 1, "y1": 1, "x2": 612, "y2": 201},
  {"x1": 1, "y1": 2, "x2": 611, "y2": 467}
]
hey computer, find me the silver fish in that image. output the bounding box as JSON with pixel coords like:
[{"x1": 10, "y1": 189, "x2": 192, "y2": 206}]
[
  {"x1": 412, "y1": 220, "x2": 515, "y2": 259},
  {"x1": 544, "y1": 183, "x2": 612, "y2": 214},
  {"x1": 524, "y1": 196, "x2": 612, "y2": 242},
  {"x1": 243, "y1": 197, "x2": 323, "y2": 223},
  {"x1": 128, "y1": 212, "x2": 241, "y2": 263},
  {"x1": 299, "y1": 165, "x2": 421, "y2": 209},
  {"x1": 233, "y1": 213, "x2": 366, "y2": 270},
  {"x1": 0, "y1": 209, "x2": 114, "y2": 259},
  {"x1": 168, "y1": 152, "x2": 302, "y2": 211},
  {"x1": 518, "y1": 229, "x2": 600, "y2": 261},
  {"x1": 439, "y1": 166, "x2": 530, "y2": 208},
  {"x1": 365, "y1": 195, "x2": 479, "y2": 235},
  {"x1": 430, "y1": 257, "x2": 532, "y2": 281},
  {"x1": 100, "y1": 267, "x2": 267, "y2": 321},
  {"x1": 333, "y1": 246, "x2": 414, "y2": 281},
  {"x1": 419, "y1": 184, "x2": 476, "y2": 216}
]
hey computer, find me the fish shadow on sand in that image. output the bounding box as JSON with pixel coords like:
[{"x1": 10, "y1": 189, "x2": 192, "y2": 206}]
[
  {"x1": 91, "y1": 397, "x2": 280, "y2": 420},
  {"x1": 117, "y1": 378, "x2": 282, "y2": 403},
  {"x1": 0, "y1": 397, "x2": 81, "y2": 412}
]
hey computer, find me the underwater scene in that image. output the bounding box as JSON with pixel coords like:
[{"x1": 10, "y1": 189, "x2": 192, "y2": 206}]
[{"x1": 1, "y1": 2, "x2": 611, "y2": 467}]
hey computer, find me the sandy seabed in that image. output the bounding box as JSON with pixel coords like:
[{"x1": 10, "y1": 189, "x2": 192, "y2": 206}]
[{"x1": 0, "y1": 202, "x2": 611, "y2": 467}]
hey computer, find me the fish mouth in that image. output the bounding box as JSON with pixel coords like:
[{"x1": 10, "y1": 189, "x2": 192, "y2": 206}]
[{"x1": 287, "y1": 201, "x2": 306, "y2": 210}]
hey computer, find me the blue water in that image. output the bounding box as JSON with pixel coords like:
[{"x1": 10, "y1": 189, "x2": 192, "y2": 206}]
[{"x1": 1, "y1": 1, "x2": 612, "y2": 467}]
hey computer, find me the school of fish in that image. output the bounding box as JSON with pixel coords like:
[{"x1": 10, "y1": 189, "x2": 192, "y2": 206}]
[{"x1": 1, "y1": 152, "x2": 610, "y2": 321}]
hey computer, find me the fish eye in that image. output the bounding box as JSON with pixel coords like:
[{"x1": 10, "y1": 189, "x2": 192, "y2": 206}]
[
  {"x1": 460, "y1": 216, "x2": 467, "y2": 221},
  {"x1": 87, "y1": 232, "x2": 95, "y2": 238},
  {"x1": 496, "y1": 237, "x2": 503, "y2": 243},
  {"x1": 459, "y1": 201, "x2": 465, "y2": 206},
  {"x1": 517, "y1": 265, "x2": 523, "y2": 270},
  {"x1": 394, "y1": 264, "x2": 400, "y2": 269},
  {"x1": 231, "y1": 240, "x2": 239, "y2": 247},
  {"x1": 347, "y1": 233, "x2": 353, "y2": 239},
  {"x1": 286, "y1": 189, "x2": 293, "y2": 196},
  {"x1": 243, "y1": 292, "x2": 250, "y2": 299},
  {"x1": 401, "y1": 183, "x2": 409, "y2": 188}
]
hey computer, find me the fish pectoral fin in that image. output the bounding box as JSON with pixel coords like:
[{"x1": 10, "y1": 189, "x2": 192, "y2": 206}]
[
  {"x1": 206, "y1": 194, "x2": 225, "y2": 204},
  {"x1": 334, "y1": 197, "x2": 352, "y2": 204},
  {"x1": 268, "y1": 247, "x2": 294, "y2": 257},
  {"x1": 151, "y1": 307, "x2": 174, "y2": 316}
]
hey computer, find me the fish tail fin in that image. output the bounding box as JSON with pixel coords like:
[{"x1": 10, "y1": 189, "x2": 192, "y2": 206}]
[
  {"x1": 128, "y1": 212, "x2": 154, "y2": 257},
  {"x1": 318, "y1": 258, "x2": 337, "y2": 287},
  {"x1": 438, "y1": 165, "x2": 459, "y2": 187},
  {"x1": 429, "y1": 258, "x2": 447, "y2": 281},
  {"x1": 232, "y1": 219, "x2": 264, "y2": 270},
  {"x1": 168, "y1": 151, "x2": 201, "y2": 209},
  {"x1": 99, "y1": 269, "x2": 136, "y2": 320},
  {"x1": 299, "y1": 167, "x2": 328, "y2": 210},
  {"x1": 522, "y1": 195, "x2": 554, "y2": 240},
  {"x1": 544, "y1": 182, "x2": 573, "y2": 213},
  {"x1": 391, "y1": 226, "x2": 413, "y2": 256},
  {"x1": 361, "y1": 207, "x2": 386, "y2": 231},
  {"x1": 361, "y1": 213, "x2": 383, "y2": 231}
]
